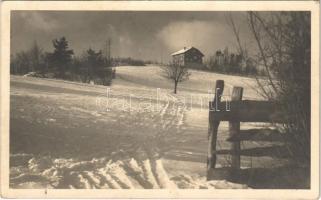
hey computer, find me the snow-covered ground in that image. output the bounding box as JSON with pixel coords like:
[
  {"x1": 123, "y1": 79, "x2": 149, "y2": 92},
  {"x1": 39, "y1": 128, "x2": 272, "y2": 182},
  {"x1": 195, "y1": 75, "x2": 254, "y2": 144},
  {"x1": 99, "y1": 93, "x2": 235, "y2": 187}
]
[{"x1": 10, "y1": 65, "x2": 291, "y2": 189}]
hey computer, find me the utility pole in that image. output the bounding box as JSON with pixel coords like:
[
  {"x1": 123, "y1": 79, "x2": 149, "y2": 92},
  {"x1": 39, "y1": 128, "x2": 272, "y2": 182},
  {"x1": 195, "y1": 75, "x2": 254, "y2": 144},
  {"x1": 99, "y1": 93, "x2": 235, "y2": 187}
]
[
  {"x1": 105, "y1": 38, "x2": 111, "y2": 66},
  {"x1": 160, "y1": 47, "x2": 163, "y2": 64},
  {"x1": 108, "y1": 38, "x2": 111, "y2": 62},
  {"x1": 105, "y1": 41, "x2": 108, "y2": 59}
]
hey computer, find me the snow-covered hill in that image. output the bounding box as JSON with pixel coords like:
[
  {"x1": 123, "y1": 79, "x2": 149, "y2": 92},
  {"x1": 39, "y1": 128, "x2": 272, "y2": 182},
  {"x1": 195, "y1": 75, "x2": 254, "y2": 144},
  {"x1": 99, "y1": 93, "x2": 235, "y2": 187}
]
[{"x1": 10, "y1": 66, "x2": 279, "y2": 189}]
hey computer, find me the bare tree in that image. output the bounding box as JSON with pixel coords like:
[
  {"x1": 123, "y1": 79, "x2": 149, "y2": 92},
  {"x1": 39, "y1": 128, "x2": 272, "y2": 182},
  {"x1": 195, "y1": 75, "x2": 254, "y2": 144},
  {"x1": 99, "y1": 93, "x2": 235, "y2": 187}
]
[
  {"x1": 229, "y1": 11, "x2": 311, "y2": 164},
  {"x1": 162, "y1": 63, "x2": 191, "y2": 94},
  {"x1": 226, "y1": 13, "x2": 247, "y2": 60},
  {"x1": 226, "y1": 13, "x2": 257, "y2": 75},
  {"x1": 29, "y1": 41, "x2": 43, "y2": 73}
]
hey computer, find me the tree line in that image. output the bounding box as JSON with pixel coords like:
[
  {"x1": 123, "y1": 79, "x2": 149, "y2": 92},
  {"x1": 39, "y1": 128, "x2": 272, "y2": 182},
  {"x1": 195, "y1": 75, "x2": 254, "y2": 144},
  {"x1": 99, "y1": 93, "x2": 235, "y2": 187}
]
[
  {"x1": 205, "y1": 47, "x2": 261, "y2": 76},
  {"x1": 10, "y1": 37, "x2": 150, "y2": 86}
]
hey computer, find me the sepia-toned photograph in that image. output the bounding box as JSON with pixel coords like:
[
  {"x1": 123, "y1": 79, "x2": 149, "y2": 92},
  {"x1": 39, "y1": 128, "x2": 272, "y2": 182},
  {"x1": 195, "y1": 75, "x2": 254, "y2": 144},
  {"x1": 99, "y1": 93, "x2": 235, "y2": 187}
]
[{"x1": 0, "y1": 1, "x2": 319, "y2": 199}]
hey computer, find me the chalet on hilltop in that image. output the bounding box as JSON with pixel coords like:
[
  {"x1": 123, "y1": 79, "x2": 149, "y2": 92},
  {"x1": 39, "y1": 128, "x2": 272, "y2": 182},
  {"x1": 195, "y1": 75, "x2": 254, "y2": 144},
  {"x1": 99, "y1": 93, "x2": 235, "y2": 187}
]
[{"x1": 171, "y1": 47, "x2": 204, "y2": 69}]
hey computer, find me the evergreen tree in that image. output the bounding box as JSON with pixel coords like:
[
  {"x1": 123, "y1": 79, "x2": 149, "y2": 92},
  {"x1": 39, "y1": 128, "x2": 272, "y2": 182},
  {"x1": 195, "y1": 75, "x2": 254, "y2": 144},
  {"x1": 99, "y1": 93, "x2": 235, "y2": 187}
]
[
  {"x1": 86, "y1": 48, "x2": 104, "y2": 79},
  {"x1": 49, "y1": 37, "x2": 74, "y2": 77}
]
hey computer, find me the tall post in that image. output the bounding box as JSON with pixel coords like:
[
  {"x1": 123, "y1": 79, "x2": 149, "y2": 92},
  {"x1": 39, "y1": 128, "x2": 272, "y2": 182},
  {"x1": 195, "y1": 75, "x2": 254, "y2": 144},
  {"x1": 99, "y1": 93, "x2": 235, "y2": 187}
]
[
  {"x1": 160, "y1": 47, "x2": 163, "y2": 64},
  {"x1": 229, "y1": 87, "x2": 243, "y2": 177},
  {"x1": 207, "y1": 80, "x2": 224, "y2": 180},
  {"x1": 105, "y1": 41, "x2": 108, "y2": 59},
  {"x1": 108, "y1": 38, "x2": 111, "y2": 62}
]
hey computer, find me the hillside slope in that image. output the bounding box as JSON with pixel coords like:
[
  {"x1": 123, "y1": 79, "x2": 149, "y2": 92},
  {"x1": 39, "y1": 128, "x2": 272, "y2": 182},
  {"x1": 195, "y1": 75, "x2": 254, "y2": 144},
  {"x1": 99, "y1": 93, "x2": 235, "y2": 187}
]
[{"x1": 10, "y1": 66, "x2": 290, "y2": 189}]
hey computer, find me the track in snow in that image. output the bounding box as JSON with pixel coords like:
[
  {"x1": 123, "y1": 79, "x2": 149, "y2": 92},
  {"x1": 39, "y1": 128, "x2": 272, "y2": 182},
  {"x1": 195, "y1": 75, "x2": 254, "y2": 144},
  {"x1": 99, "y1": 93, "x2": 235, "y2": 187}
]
[{"x1": 10, "y1": 153, "x2": 248, "y2": 189}]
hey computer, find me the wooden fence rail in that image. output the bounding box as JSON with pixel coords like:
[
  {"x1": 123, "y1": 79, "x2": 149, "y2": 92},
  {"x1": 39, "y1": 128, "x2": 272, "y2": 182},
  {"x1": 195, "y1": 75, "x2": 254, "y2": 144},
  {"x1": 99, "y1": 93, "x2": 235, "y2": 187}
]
[{"x1": 207, "y1": 80, "x2": 287, "y2": 180}]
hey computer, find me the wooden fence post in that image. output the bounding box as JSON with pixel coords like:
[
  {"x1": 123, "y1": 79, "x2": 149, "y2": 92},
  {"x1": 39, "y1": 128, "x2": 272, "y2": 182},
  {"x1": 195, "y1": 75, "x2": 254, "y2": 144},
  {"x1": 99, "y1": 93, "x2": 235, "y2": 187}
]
[
  {"x1": 229, "y1": 87, "x2": 243, "y2": 175},
  {"x1": 207, "y1": 80, "x2": 224, "y2": 180}
]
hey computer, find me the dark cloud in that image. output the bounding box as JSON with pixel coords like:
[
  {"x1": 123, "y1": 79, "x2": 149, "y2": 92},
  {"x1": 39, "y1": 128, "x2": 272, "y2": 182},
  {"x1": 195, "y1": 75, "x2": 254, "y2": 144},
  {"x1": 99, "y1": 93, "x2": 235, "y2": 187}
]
[{"x1": 11, "y1": 11, "x2": 252, "y2": 62}]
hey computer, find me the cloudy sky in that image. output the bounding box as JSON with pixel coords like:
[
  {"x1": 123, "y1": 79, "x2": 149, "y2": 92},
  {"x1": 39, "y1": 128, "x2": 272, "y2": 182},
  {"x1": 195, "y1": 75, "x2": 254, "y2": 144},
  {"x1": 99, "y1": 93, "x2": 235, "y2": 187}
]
[{"x1": 11, "y1": 11, "x2": 254, "y2": 62}]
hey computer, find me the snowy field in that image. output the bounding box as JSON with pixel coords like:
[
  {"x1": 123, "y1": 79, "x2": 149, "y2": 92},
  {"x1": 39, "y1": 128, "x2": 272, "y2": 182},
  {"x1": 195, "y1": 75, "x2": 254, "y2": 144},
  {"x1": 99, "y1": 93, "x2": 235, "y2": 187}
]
[{"x1": 10, "y1": 65, "x2": 294, "y2": 189}]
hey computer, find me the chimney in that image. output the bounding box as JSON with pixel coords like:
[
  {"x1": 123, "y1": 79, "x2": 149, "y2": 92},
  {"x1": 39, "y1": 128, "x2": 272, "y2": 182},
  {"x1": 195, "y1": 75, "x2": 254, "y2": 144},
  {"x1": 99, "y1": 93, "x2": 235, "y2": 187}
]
[{"x1": 184, "y1": 47, "x2": 186, "y2": 50}]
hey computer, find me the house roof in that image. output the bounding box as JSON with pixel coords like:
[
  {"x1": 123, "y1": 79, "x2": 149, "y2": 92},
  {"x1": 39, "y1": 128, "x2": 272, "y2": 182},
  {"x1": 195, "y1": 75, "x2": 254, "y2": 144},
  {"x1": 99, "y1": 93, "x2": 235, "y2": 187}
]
[{"x1": 171, "y1": 46, "x2": 204, "y2": 56}]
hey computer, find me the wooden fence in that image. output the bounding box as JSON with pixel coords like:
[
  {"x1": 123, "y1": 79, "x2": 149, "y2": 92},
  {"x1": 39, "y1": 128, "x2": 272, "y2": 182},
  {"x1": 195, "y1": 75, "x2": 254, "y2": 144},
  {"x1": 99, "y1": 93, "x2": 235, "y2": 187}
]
[{"x1": 207, "y1": 80, "x2": 287, "y2": 180}]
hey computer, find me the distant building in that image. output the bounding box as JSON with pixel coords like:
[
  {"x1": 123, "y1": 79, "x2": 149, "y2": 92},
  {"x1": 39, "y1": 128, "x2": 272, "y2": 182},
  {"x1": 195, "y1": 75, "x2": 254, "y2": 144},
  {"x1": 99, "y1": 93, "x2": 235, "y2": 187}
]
[
  {"x1": 208, "y1": 47, "x2": 250, "y2": 73},
  {"x1": 171, "y1": 47, "x2": 204, "y2": 69},
  {"x1": 215, "y1": 50, "x2": 225, "y2": 66},
  {"x1": 213, "y1": 47, "x2": 242, "y2": 69}
]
